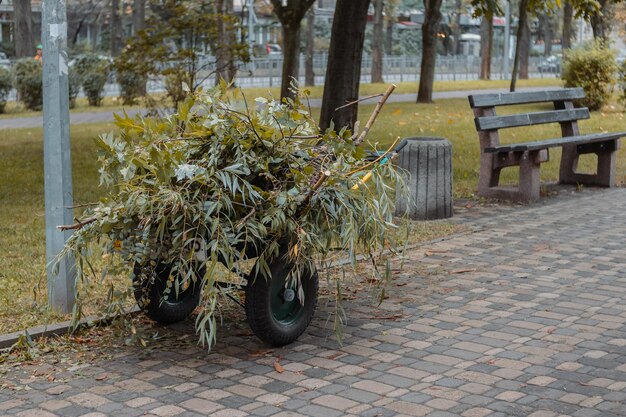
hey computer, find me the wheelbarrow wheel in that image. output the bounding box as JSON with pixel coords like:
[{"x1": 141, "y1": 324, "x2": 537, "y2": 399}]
[
  {"x1": 245, "y1": 260, "x2": 318, "y2": 347},
  {"x1": 133, "y1": 262, "x2": 204, "y2": 324}
]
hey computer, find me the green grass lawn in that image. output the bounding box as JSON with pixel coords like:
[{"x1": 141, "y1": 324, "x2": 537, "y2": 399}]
[
  {"x1": 2, "y1": 88, "x2": 625, "y2": 335},
  {"x1": 0, "y1": 96, "x2": 143, "y2": 120},
  {"x1": 240, "y1": 78, "x2": 564, "y2": 100},
  {"x1": 1, "y1": 78, "x2": 563, "y2": 120}
]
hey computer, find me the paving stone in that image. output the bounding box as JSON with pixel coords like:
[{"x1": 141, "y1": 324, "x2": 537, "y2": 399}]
[
  {"x1": 5, "y1": 189, "x2": 626, "y2": 417},
  {"x1": 384, "y1": 401, "x2": 432, "y2": 416}
]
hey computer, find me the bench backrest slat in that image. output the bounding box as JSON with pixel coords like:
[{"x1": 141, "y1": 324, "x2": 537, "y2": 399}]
[
  {"x1": 468, "y1": 88, "x2": 585, "y2": 108},
  {"x1": 475, "y1": 108, "x2": 590, "y2": 131}
]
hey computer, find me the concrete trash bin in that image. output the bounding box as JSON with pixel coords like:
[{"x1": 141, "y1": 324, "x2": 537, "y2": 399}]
[{"x1": 395, "y1": 137, "x2": 453, "y2": 220}]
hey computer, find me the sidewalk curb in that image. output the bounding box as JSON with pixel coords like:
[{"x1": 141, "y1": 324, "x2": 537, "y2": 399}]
[
  {"x1": 0, "y1": 306, "x2": 140, "y2": 350},
  {"x1": 0, "y1": 221, "x2": 477, "y2": 350}
]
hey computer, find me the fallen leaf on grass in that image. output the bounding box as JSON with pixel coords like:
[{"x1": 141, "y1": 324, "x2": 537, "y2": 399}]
[
  {"x1": 450, "y1": 268, "x2": 477, "y2": 274},
  {"x1": 274, "y1": 361, "x2": 285, "y2": 373}
]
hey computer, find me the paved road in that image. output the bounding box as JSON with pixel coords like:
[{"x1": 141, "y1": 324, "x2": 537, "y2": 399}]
[
  {"x1": 2, "y1": 186, "x2": 626, "y2": 416},
  {"x1": 0, "y1": 87, "x2": 550, "y2": 130}
]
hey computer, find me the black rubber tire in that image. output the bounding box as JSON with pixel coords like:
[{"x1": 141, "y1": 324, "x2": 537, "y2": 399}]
[
  {"x1": 133, "y1": 262, "x2": 204, "y2": 324},
  {"x1": 245, "y1": 259, "x2": 318, "y2": 347}
]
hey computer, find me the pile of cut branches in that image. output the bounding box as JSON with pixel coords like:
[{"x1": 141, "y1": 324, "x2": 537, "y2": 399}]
[{"x1": 59, "y1": 84, "x2": 403, "y2": 348}]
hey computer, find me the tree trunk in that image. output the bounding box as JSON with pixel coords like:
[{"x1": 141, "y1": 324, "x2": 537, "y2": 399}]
[
  {"x1": 450, "y1": 0, "x2": 462, "y2": 55},
  {"x1": 519, "y1": 17, "x2": 530, "y2": 79},
  {"x1": 305, "y1": 8, "x2": 315, "y2": 86},
  {"x1": 225, "y1": 0, "x2": 237, "y2": 83},
  {"x1": 371, "y1": 0, "x2": 384, "y2": 83},
  {"x1": 133, "y1": 0, "x2": 146, "y2": 34},
  {"x1": 271, "y1": 0, "x2": 316, "y2": 100},
  {"x1": 319, "y1": 0, "x2": 370, "y2": 131},
  {"x1": 510, "y1": 0, "x2": 528, "y2": 92},
  {"x1": 14, "y1": 0, "x2": 34, "y2": 58},
  {"x1": 280, "y1": 24, "x2": 301, "y2": 100},
  {"x1": 215, "y1": 0, "x2": 226, "y2": 85},
  {"x1": 111, "y1": 0, "x2": 122, "y2": 56},
  {"x1": 590, "y1": 0, "x2": 614, "y2": 42},
  {"x1": 417, "y1": 0, "x2": 443, "y2": 103},
  {"x1": 541, "y1": 14, "x2": 553, "y2": 56},
  {"x1": 537, "y1": 13, "x2": 553, "y2": 56},
  {"x1": 562, "y1": 0, "x2": 573, "y2": 51},
  {"x1": 215, "y1": 0, "x2": 236, "y2": 85},
  {"x1": 479, "y1": 16, "x2": 493, "y2": 80}
]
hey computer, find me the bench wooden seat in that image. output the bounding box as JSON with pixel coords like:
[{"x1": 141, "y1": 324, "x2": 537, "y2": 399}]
[
  {"x1": 485, "y1": 132, "x2": 624, "y2": 153},
  {"x1": 468, "y1": 87, "x2": 626, "y2": 202}
]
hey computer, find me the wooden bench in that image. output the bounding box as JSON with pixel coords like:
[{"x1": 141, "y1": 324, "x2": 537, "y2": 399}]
[{"x1": 468, "y1": 88, "x2": 626, "y2": 202}]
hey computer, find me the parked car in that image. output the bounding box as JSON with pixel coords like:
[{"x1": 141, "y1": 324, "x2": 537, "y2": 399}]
[
  {"x1": 538, "y1": 55, "x2": 561, "y2": 74},
  {"x1": 253, "y1": 43, "x2": 282, "y2": 57}
]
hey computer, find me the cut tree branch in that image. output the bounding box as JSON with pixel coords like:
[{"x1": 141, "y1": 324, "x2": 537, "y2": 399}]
[
  {"x1": 353, "y1": 84, "x2": 396, "y2": 147},
  {"x1": 57, "y1": 216, "x2": 97, "y2": 231}
]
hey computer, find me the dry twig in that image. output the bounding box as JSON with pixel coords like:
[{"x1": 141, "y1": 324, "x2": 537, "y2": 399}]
[{"x1": 353, "y1": 84, "x2": 396, "y2": 147}]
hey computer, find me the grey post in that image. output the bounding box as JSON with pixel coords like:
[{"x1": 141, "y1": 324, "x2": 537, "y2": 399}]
[{"x1": 43, "y1": 0, "x2": 75, "y2": 313}]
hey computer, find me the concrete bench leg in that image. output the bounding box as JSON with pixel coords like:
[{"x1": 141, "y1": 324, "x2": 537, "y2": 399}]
[
  {"x1": 477, "y1": 151, "x2": 542, "y2": 202},
  {"x1": 518, "y1": 151, "x2": 541, "y2": 202},
  {"x1": 559, "y1": 140, "x2": 618, "y2": 187}
]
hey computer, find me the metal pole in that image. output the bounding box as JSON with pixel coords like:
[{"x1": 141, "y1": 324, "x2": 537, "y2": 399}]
[
  {"x1": 43, "y1": 0, "x2": 75, "y2": 313},
  {"x1": 503, "y1": 0, "x2": 511, "y2": 79}
]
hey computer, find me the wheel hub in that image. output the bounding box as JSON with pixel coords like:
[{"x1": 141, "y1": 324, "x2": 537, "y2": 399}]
[{"x1": 283, "y1": 288, "x2": 296, "y2": 302}]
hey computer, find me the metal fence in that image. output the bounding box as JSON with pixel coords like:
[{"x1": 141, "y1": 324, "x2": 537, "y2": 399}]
[
  {"x1": 229, "y1": 54, "x2": 561, "y2": 88},
  {"x1": 110, "y1": 54, "x2": 559, "y2": 96},
  {"x1": 5, "y1": 53, "x2": 559, "y2": 100}
]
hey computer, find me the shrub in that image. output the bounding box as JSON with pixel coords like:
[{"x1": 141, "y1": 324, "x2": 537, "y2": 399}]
[
  {"x1": 0, "y1": 66, "x2": 12, "y2": 113},
  {"x1": 68, "y1": 66, "x2": 81, "y2": 109},
  {"x1": 561, "y1": 41, "x2": 617, "y2": 111},
  {"x1": 618, "y1": 60, "x2": 626, "y2": 110},
  {"x1": 164, "y1": 70, "x2": 187, "y2": 108},
  {"x1": 73, "y1": 54, "x2": 110, "y2": 106},
  {"x1": 13, "y1": 58, "x2": 43, "y2": 110},
  {"x1": 116, "y1": 69, "x2": 146, "y2": 105}
]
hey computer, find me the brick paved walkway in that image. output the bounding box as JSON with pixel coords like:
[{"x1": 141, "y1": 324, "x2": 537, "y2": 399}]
[{"x1": 2, "y1": 187, "x2": 626, "y2": 417}]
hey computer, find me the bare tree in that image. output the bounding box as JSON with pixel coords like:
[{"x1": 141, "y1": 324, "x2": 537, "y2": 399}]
[
  {"x1": 371, "y1": 0, "x2": 385, "y2": 83},
  {"x1": 270, "y1": 0, "x2": 317, "y2": 100},
  {"x1": 417, "y1": 0, "x2": 444, "y2": 103},
  {"x1": 305, "y1": 8, "x2": 315, "y2": 86},
  {"x1": 111, "y1": 0, "x2": 122, "y2": 56},
  {"x1": 14, "y1": 0, "x2": 34, "y2": 58},
  {"x1": 319, "y1": 0, "x2": 371, "y2": 131},
  {"x1": 133, "y1": 0, "x2": 146, "y2": 34},
  {"x1": 450, "y1": 0, "x2": 462, "y2": 55},
  {"x1": 479, "y1": 15, "x2": 493, "y2": 79},
  {"x1": 519, "y1": 17, "x2": 530, "y2": 79},
  {"x1": 384, "y1": 0, "x2": 399, "y2": 54},
  {"x1": 537, "y1": 13, "x2": 554, "y2": 56},
  {"x1": 215, "y1": 0, "x2": 237, "y2": 85}
]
